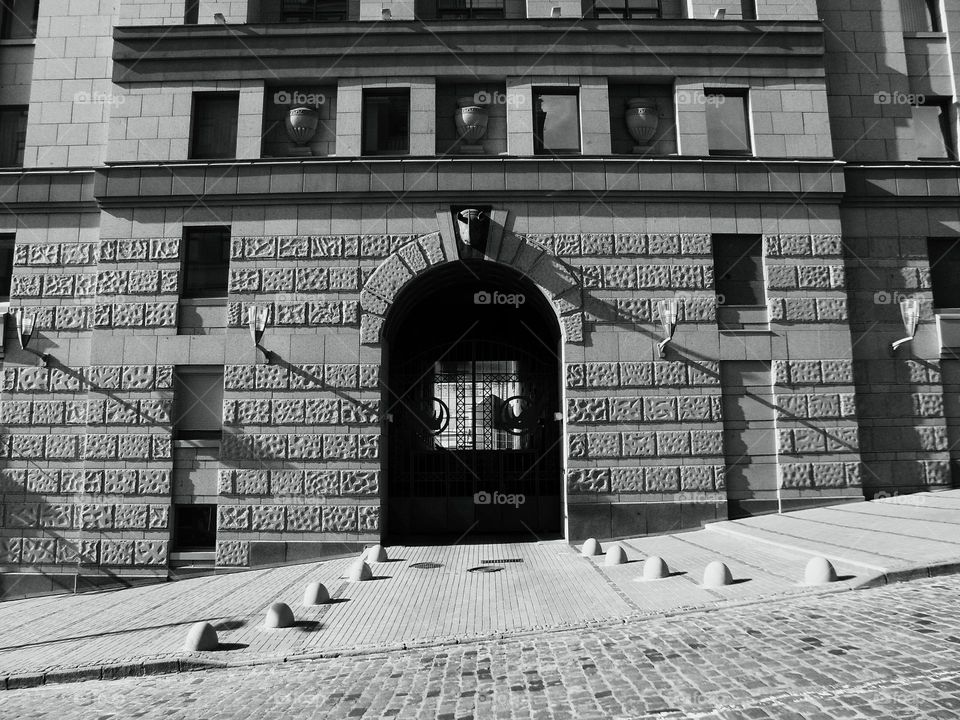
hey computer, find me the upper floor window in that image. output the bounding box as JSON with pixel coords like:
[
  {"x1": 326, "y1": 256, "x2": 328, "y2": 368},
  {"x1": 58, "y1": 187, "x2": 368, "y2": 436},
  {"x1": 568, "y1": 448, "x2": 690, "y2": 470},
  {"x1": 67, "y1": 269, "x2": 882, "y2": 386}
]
[
  {"x1": 0, "y1": 0, "x2": 39, "y2": 40},
  {"x1": 190, "y1": 92, "x2": 239, "y2": 160},
  {"x1": 0, "y1": 106, "x2": 27, "y2": 167},
  {"x1": 173, "y1": 366, "x2": 224, "y2": 441},
  {"x1": 0, "y1": 234, "x2": 13, "y2": 303},
  {"x1": 184, "y1": 0, "x2": 199, "y2": 24},
  {"x1": 740, "y1": 0, "x2": 757, "y2": 20},
  {"x1": 363, "y1": 89, "x2": 410, "y2": 156},
  {"x1": 437, "y1": 0, "x2": 504, "y2": 19},
  {"x1": 928, "y1": 238, "x2": 960, "y2": 309},
  {"x1": 534, "y1": 89, "x2": 580, "y2": 155},
  {"x1": 900, "y1": 0, "x2": 941, "y2": 32},
  {"x1": 259, "y1": 0, "x2": 348, "y2": 22},
  {"x1": 705, "y1": 89, "x2": 752, "y2": 156},
  {"x1": 910, "y1": 98, "x2": 953, "y2": 159},
  {"x1": 182, "y1": 227, "x2": 230, "y2": 299},
  {"x1": 714, "y1": 234, "x2": 764, "y2": 307},
  {"x1": 591, "y1": 0, "x2": 660, "y2": 19}
]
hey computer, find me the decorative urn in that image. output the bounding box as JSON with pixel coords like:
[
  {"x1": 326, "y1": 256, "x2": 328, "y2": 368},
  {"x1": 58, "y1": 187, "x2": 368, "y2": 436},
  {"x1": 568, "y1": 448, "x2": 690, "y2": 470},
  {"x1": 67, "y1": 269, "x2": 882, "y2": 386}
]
[
  {"x1": 625, "y1": 97, "x2": 659, "y2": 151},
  {"x1": 285, "y1": 105, "x2": 320, "y2": 155},
  {"x1": 454, "y1": 96, "x2": 489, "y2": 154}
]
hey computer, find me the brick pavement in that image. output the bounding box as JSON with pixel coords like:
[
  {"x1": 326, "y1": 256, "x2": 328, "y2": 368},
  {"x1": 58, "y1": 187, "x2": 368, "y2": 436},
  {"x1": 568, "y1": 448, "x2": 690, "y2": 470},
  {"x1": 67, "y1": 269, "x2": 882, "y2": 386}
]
[{"x1": 1, "y1": 575, "x2": 959, "y2": 719}]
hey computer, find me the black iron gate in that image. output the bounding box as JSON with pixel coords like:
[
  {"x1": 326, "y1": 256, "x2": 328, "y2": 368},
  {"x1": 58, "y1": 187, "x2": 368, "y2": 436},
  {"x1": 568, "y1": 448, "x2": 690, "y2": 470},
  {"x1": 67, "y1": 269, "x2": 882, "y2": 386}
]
[{"x1": 388, "y1": 338, "x2": 562, "y2": 538}]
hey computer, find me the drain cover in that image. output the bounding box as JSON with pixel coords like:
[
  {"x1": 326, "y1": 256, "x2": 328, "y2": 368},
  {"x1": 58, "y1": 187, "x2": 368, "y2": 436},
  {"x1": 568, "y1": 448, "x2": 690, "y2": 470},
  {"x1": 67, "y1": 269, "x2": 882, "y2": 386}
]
[
  {"x1": 467, "y1": 565, "x2": 503, "y2": 573},
  {"x1": 410, "y1": 562, "x2": 443, "y2": 569},
  {"x1": 481, "y1": 558, "x2": 523, "y2": 564}
]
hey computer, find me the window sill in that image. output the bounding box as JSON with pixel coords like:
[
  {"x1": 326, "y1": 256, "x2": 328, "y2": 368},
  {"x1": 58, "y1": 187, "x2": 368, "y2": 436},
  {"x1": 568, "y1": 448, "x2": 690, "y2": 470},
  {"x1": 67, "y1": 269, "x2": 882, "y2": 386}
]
[
  {"x1": 173, "y1": 438, "x2": 222, "y2": 449},
  {"x1": 179, "y1": 297, "x2": 227, "y2": 306}
]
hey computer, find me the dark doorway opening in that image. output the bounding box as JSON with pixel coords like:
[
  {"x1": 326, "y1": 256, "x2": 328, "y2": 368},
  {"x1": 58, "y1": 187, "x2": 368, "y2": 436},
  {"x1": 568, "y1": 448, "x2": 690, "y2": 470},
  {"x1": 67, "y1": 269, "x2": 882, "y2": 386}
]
[
  {"x1": 384, "y1": 262, "x2": 563, "y2": 542},
  {"x1": 172, "y1": 504, "x2": 217, "y2": 551}
]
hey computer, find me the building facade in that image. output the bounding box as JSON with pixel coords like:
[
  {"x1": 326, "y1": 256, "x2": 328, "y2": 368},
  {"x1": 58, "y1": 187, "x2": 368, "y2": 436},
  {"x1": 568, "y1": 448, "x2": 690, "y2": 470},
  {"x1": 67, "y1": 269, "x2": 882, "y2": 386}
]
[{"x1": 0, "y1": 0, "x2": 957, "y2": 597}]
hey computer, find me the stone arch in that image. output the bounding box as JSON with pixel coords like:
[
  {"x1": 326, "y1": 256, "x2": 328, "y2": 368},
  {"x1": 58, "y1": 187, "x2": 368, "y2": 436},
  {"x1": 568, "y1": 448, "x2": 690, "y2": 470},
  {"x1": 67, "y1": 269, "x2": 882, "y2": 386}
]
[{"x1": 359, "y1": 213, "x2": 586, "y2": 345}]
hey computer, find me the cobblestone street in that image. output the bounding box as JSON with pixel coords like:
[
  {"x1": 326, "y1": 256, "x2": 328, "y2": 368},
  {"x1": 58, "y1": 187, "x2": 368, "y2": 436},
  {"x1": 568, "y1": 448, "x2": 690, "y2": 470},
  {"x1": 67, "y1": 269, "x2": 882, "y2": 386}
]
[{"x1": 3, "y1": 575, "x2": 960, "y2": 719}]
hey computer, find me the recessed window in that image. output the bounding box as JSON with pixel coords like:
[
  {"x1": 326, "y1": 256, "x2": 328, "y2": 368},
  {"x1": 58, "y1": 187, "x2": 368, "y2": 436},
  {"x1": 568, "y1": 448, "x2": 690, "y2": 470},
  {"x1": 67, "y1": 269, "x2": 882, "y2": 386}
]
[
  {"x1": 900, "y1": 0, "x2": 941, "y2": 32},
  {"x1": 705, "y1": 89, "x2": 752, "y2": 156},
  {"x1": 928, "y1": 238, "x2": 960, "y2": 309},
  {"x1": 534, "y1": 89, "x2": 580, "y2": 155},
  {"x1": 172, "y1": 504, "x2": 216, "y2": 551},
  {"x1": 190, "y1": 92, "x2": 239, "y2": 160},
  {"x1": 0, "y1": 235, "x2": 13, "y2": 302},
  {"x1": 740, "y1": 0, "x2": 757, "y2": 20},
  {"x1": 260, "y1": 0, "x2": 347, "y2": 22},
  {"x1": 437, "y1": 0, "x2": 505, "y2": 19},
  {"x1": 0, "y1": 107, "x2": 27, "y2": 167},
  {"x1": 184, "y1": 0, "x2": 199, "y2": 23},
  {"x1": 591, "y1": 0, "x2": 660, "y2": 19},
  {"x1": 173, "y1": 367, "x2": 224, "y2": 441},
  {"x1": 182, "y1": 226, "x2": 230, "y2": 299},
  {"x1": 0, "y1": 0, "x2": 39, "y2": 39},
  {"x1": 910, "y1": 99, "x2": 953, "y2": 159},
  {"x1": 363, "y1": 89, "x2": 410, "y2": 156},
  {"x1": 714, "y1": 234, "x2": 764, "y2": 306}
]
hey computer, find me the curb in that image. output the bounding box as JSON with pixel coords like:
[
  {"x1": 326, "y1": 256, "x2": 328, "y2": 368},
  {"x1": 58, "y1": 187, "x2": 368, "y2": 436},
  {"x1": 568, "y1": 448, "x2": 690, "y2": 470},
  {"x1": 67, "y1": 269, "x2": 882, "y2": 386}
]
[
  {"x1": 852, "y1": 560, "x2": 960, "y2": 589},
  {"x1": 1, "y1": 657, "x2": 226, "y2": 691}
]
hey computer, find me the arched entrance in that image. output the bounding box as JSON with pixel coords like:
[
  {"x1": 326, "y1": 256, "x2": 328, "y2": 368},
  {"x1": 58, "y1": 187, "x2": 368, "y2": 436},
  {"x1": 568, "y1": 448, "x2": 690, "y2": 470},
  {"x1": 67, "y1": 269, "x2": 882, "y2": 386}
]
[{"x1": 384, "y1": 261, "x2": 563, "y2": 541}]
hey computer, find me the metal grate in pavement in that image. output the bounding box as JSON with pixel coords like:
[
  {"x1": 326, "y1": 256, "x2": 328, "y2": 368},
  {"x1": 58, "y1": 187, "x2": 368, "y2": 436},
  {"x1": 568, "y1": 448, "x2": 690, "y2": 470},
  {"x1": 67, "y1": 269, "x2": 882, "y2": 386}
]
[{"x1": 410, "y1": 562, "x2": 444, "y2": 569}]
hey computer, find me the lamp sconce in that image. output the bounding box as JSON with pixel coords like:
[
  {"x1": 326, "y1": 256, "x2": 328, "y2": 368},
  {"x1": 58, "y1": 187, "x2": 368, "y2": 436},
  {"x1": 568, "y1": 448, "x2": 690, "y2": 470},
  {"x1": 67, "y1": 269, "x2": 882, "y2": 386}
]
[
  {"x1": 381, "y1": 7, "x2": 392, "y2": 19},
  {"x1": 713, "y1": 8, "x2": 726, "y2": 19},
  {"x1": 13, "y1": 309, "x2": 50, "y2": 366},
  {"x1": 551, "y1": 6, "x2": 561, "y2": 17},
  {"x1": 891, "y1": 298, "x2": 920, "y2": 352},
  {"x1": 247, "y1": 305, "x2": 273, "y2": 363},
  {"x1": 656, "y1": 298, "x2": 680, "y2": 358},
  {"x1": 213, "y1": 12, "x2": 226, "y2": 24}
]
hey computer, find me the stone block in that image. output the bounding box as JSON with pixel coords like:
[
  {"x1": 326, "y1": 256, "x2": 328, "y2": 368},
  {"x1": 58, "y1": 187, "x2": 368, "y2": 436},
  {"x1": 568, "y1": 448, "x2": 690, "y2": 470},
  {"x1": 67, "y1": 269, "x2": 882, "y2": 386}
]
[
  {"x1": 104, "y1": 469, "x2": 138, "y2": 494},
  {"x1": 217, "y1": 541, "x2": 249, "y2": 567},
  {"x1": 584, "y1": 363, "x2": 618, "y2": 387},
  {"x1": 608, "y1": 397, "x2": 644, "y2": 422},
  {"x1": 305, "y1": 470, "x2": 340, "y2": 496},
  {"x1": 811, "y1": 462, "x2": 846, "y2": 488},
  {"x1": 270, "y1": 471, "x2": 303, "y2": 496},
  {"x1": 690, "y1": 430, "x2": 723, "y2": 455},
  {"x1": 680, "y1": 465, "x2": 714, "y2": 491},
  {"x1": 78, "y1": 504, "x2": 112, "y2": 529},
  {"x1": 114, "y1": 504, "x2": 148, "y2": 529},
  {"x1": 359, "y1": 506, "x2": 380, "y2": 532},
  {"x1": 656, "y1": 431, "x2": 691, "y2": 456},
  {"x1": 288, "y1": 434, "x2": 327, "y2": 460},
  {"x1": 609, "y1": 467, "x2": 643, "y2": 493},
  {"x1": 139, "y1": 470, "x2": 171, "y2": 495},
  {"x1": 134, "y1": 540, "x2": 167, "y2": 566},
  {"x1": 234, "y1": 470, "x2": 269, "y2": 495},
  {"x1": 11, "y1": 434, "x2": 45, "y2": 459},
  {"x1": 218, "y1": 505, "x2": 249, "y2": 531},
  {"x1": 567, "y1": 468, "x2": 610, "y2": 493},
  {"x1": 251, "y1": 505, "x2": 286, "y2": 531},
  {"x1": 643, "y1": 397, "x2": 677, "y2": 422},
  {"x1": 287, "y1": 505, "x2": 324, "y2": 531},
  {"x1": 567, "y1": 398, "x2": 608, "y2": 423},
  {"x1": 646, "y1": 466, "x2": 680, "y2": 492},
  {"x1": 653, "y1": 362, "x2": 687, "y2": 387},
  {"x1": 622, "y1": 432, "x2": 656, "y2": 456},
  {"x1": 586, "y1": 432, "x2": 620, "y2": 457},
  {"x1": 21, "y1": 538, "x2": 57, "y2": 564},
  {"x1": 40, "y1": 504, "x2": 73, "y2": 528},
  {"x1": 322, "y1": 505, "x2": 358, "y2": 532},
  {"x1": 56, "y1": 539, "x2": 98, "y2": 565},
  {"x1": 341, "y1": 470, "x2": 379, "y2": 495}
]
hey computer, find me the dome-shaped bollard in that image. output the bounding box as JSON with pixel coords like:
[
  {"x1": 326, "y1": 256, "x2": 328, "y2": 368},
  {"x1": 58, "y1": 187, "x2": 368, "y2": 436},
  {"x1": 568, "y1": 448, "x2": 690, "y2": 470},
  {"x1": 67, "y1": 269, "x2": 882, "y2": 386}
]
[
  {"x1": 303, "y1": 581, "x2": 330, "y2": 606},
  {"x1": 702, "y1": 561, "x2": 733, "y2": 587},
  {"x1": 183, "y1": 621, "x2": 219, "y2": 651},
  {"x1": 347, "y1": 558, "x2": 372, "y2": 582},
  {"x1": 642, "y1": 556, "x2": 669, "y2": 580},
  {"x1": 803, "y1": 556, "x2": 838, "y2": 585},
  {"x1": 604, "y1": 543, "x2": 628, "y2": 566},
  {"x1": 581, "y1": 538, "x2": 602, "y2": 556},
  {"x1": 264, "y1": 602, "x2": 295, "y2": 629},
  {"x1": 365, "y1": 544, "x2": 388, "y2": 563}
]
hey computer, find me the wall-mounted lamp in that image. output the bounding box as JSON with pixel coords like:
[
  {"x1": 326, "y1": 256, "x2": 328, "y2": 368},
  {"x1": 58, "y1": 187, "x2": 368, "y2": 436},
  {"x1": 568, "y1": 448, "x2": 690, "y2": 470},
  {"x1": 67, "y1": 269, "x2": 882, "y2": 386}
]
[
  {"x1": 381, "y1": 7, "x2": 392, "y2": 19},
  {"x1": 247, "y1": 305, "x2": 273, "y2": 363},
  {"x1": 13, "y1": 308, "x2": 50, "y2": 366},
  {"x1": 891, "y1": 298, "x2": 920, "y2": 352},
  {"x1": 551, "y1": 6, "x2": 561, "y2": 17},
  {"x1": 713, "y1": 8, "x2": 726, "y2": 19},
  {"x1": 213, "y1": 12, "x2": 226, "y2": 24},
  {"x1": 656, "y1": 298, "x2": 679, "y2": 358}
]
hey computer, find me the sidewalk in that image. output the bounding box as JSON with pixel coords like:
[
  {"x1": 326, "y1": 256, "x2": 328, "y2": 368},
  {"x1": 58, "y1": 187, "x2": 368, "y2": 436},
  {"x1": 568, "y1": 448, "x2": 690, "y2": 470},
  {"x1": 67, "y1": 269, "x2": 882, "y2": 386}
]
[{"x1": 1, "y1": 490, "x2": 958, "y2": 689}]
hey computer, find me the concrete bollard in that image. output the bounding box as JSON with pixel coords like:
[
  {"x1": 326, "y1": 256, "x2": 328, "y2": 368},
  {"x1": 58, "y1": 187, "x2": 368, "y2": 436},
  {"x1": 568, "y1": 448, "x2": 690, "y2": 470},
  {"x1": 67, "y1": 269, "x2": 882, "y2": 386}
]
[
  {"x1": 183, "y1": 621, "x2": 218, "y2": 651},
  {"x1": 303, "y1": 581, "x2": 330, "y2": 606},
  {"x1": 702, "y1": 561, "x2": 733, "y2": 587},
  {"x1": 581, "y1": 538, "x2": 603, "y2": 556},
  {"x1": 604, "y1": 543, "x2": 628, "y2": 566},
  {"x1": 365, "y1": 544, "x2": 388, "y2": 563},
  {"x1": 642, "y1": 556, "x2": 669, "y2": 580},
  {"x1": 803, "y1": 556, "x2": 838, "y2": 585},
  {"x1": 347, "y1": 558, "x2": 373, "y2": 582},
  {"x1": 264, "y1": 602, "x2": 295, "y2": 628}
]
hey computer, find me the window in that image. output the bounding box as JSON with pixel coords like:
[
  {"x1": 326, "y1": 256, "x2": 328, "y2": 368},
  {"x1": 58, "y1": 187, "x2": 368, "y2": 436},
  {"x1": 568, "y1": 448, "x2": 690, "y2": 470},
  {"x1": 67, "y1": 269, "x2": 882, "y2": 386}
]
[
  {"x1": 591, "y1": 0, "x2": 659, "y2": 18},
  {"x1": 928, "y1": 238, "x2": 960, "y2": 309},
  {"x1": 437, "y1": 0, "x2": 504, "y2": 18},
  {"x1": 0, "y1": 235, "x2": 13, "y2": 302},
  {"x1": 184, "y1": 0, "x2": 199, "y2": 23},
  {"x1": 182, "y1": 226, "x2": 230, "y2": 298},
  {"x1": 173, "y1": 367, "x2": 224, "y2": 441},
  {"x1": 0, "y1": 107, "x2": 27, "y2": 167},
  {"x1": 740, "y1": 0, "x2": 757, "y2": 20},
  {"x1": 259, "y1": 0, "x2": 347, "y2": 22},
  {"x1": 172, "y1": 504, "x2": 216, "y2": 551},
  {"x1": 714, "y1": 234, "x2": 764, "y2": 306},
  {"x1": 0, "y1": 0, "x2": 39, "y2": 39},
  {"x1": 910, "y1": 99, "x2": 953, "y2": 159},
  {"x1": 190, "y1": 93, "x2": 239, "y2": 160},
  {"x1": 900, "y1": 0, "x2": 941, "y2": 32},
  {"x1": 705, "y1": 90, "x2": 752, "y2": 156},
  {"x1": 534, "y1": 89, "x2": 580, "y2": 154},
  {"x1": 362, "y1": 89, "x2": 410, "y2": 156}
]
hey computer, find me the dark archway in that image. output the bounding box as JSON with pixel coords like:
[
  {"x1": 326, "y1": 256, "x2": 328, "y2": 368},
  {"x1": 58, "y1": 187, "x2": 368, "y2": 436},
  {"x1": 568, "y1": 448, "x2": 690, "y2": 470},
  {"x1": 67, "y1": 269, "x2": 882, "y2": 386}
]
[{"x1": 383, "y1": 261, "x2": 563, "y2": 542}]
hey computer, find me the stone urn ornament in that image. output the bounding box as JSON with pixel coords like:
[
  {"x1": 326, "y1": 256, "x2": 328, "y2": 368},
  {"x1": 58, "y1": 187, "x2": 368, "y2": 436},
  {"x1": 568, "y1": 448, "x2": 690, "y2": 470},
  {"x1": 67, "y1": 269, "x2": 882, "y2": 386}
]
[
  {"x1": 454, "y1": 96, "x2": 489, "y2": 154},
  {"x1": 455, "y1": 207, "x2": 489, "y2": 251},
  {"x1": 285, "y1": 105, "x2": 320, "y2": 156},
  {"x1": 625, "y1": 97, "x2": 659, "y2": 152}
]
